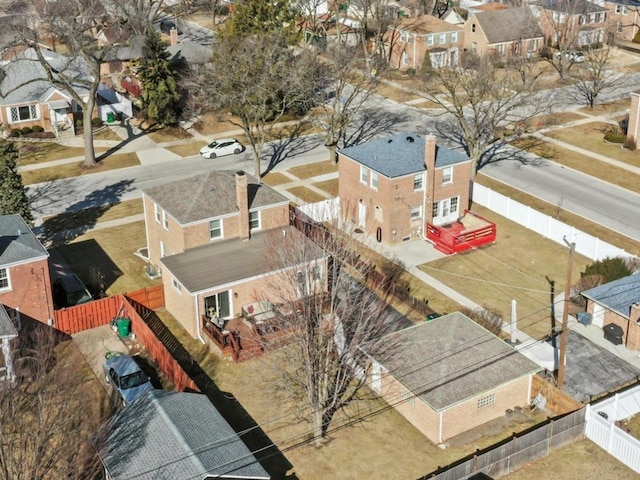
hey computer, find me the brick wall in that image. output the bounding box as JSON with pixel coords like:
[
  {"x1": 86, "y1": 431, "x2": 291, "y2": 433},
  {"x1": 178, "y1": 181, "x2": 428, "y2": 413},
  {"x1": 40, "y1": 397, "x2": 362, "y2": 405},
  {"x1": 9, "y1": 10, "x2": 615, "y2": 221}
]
[
  {"x1": 607, "y1": 2, "x2": 640, "y2": 42},
  {"x1": 627, "y1": 93, "x2": 640, "y2": 149},
  {"x1": 0, "y1": 258, "x2": 54, "y2": 324},
  {"x1": 588, "y1": 300, "x2": 640, "y2": 351}
]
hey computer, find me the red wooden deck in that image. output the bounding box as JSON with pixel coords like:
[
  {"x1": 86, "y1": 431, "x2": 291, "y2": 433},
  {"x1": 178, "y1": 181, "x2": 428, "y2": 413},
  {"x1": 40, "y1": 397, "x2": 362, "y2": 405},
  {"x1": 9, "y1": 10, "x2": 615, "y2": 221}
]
[{"x1": 426, "y1": 210, "x2": 496, "y2": 255}]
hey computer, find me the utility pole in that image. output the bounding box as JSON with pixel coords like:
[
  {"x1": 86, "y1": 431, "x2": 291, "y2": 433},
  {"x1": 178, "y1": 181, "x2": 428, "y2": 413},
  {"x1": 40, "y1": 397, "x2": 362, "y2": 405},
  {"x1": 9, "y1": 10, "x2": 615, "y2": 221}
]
[{"x1": 557, "y1": 237, "x2": 576, "y2": 391}]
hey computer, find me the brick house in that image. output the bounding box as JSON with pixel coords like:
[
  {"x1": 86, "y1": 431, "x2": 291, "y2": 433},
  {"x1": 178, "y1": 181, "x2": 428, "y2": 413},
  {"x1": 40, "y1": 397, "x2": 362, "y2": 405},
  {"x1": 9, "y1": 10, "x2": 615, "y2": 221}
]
[
  {"x1": 367, "y1": 312, "x2": 541, "y2": 444},
  {"x1": 464, "y1": 7, "x2": 544, "y2": 57},
  {"x1": 0, "y1": 214, "x2": 54, "y2": 326},
  {"x1": 605, "y1": 0, "x2": 640, "y2": 42},
  {"x1": 581, "y1": 273, "x2": 640, "y2": 350},
  {"x1": 338, "y1": 133, "x2": 472, "y2": 246},
  {"x1": 143, "y1": 171, "x2": 327, "y2": 340},
  {"x1": 530, "y1": 0, "x2": 609, "y2": 47},
  {"x1": 386, "y1": 15, "x2": 464, "y2": 70},
  {"x1": 627, "y1": 90, "x2": 640, "y2": 149}
]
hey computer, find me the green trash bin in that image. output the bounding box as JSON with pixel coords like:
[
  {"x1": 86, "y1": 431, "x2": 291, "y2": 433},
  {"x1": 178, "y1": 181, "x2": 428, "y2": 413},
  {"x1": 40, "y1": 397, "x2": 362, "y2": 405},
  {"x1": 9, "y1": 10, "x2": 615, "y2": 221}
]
[
  {"x1": 116, "y1": 317, "x2": 131, "y2": 338},
  {"x1": 106, "y1": 112, "x2": 115, "y2": 123}
]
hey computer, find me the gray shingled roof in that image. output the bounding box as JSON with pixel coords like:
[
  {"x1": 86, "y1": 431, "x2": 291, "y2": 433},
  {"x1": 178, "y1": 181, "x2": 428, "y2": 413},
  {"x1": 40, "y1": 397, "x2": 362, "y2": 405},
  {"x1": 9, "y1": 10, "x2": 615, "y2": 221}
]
[
  {"x1": 582, "y1": 273, "x2": 640, "y2": 320},
  {"x1": 97, "y1": 390, "x2": 270, "y2": 480},
  {"x1": 371, "y1": 312, "x2": 541, "y2": 412},
  {"x1": 473, "y1": 7, "x2": 543, "y2": 44},
  {"x1": 168, "y1": 40, "x2": 213, "y2": 65},
  {"x1": 534, "y1": 0, "x2": 608, "y2": 13},
  {"x1": 0, "y1": 48, "x2": 90, "y2": 106},
  {"x1": 0, "y1": 305, "x2": 18, "y2": 339},
  {"x1": 338, "y1": 133, "x2": 469, "y2": 178},
  {"x1": 161, "y1": 226, "x2": 326, "y2": 293},
  {"x1": 143, "y1": 170, "x2": 289, "y2": 225},
  {"x1": 0, "y1": 214, "x2": 48, "y2": 266}
]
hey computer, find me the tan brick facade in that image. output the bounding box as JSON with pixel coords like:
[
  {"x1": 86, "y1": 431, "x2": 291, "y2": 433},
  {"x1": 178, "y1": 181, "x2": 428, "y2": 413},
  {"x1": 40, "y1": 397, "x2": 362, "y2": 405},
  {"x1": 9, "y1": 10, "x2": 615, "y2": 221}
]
[
  {"x1": 587, "y1": 299, "x2": 640, "y2": 351},
  {"x1": 627, "y1": 92, "x2": 640, "y2": 150},
  {"x1": 373, "y1": 363, "x2": 532, "y2": 443},
  {"x1": 606, "y1": 2, "x2": 640, "y2": 42},
  {"x1": 0, "y1": 258, "x2": 54, "y2": 324},
  {"x1": 338, "y1": 139, "x2": 472, "y2": 247}
]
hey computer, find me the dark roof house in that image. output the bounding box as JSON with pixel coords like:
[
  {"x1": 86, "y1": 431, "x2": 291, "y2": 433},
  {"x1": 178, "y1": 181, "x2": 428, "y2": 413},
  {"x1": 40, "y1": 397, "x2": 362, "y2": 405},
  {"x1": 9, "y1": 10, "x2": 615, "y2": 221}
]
[
  {"x1": 582, "y1": 273, "x2": 640, "y2": 319},
  {"x1": 0, "y1": 214, "x2": 49, "y2": 266},
  {"x1": 95, "y1": 390, "x2": 271, "y2": 480}
]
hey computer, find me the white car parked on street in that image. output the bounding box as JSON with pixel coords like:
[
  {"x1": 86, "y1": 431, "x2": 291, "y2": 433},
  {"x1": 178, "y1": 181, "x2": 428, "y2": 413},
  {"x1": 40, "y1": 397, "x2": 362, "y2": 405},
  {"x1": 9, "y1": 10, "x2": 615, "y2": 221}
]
[{"x1": 199, "y1": 138, "x2": 244, "y2": 159}]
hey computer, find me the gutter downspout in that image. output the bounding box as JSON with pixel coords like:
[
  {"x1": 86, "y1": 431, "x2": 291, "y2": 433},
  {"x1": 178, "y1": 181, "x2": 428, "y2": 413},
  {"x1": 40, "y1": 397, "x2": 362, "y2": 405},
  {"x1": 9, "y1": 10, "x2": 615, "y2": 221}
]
[
  {"x1": 421, "y1": 171, "x2": 428, "y2": 240},
  {"x1": 439, "y1": 410, "x2": 444, "y2": 444},
  {"x1": 194, "y1": 294, "x2": 205, "y2": 344}
]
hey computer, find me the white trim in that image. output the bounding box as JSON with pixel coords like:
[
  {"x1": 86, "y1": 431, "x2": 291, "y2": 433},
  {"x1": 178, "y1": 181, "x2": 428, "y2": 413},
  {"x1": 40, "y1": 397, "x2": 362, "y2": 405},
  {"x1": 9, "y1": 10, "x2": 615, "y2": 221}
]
[
  {"x1": 249, "y1": 210, "x2": 261, "y2": 231},
  {"x1": 179, "y1": 201, "x2": 291, "y2": 228},
  {"x1": 209, "y1": 218, "x2": 223, "y2": 240},
  {"x1": 0, "y1": 268, "x2": 11, "y2": 292}
]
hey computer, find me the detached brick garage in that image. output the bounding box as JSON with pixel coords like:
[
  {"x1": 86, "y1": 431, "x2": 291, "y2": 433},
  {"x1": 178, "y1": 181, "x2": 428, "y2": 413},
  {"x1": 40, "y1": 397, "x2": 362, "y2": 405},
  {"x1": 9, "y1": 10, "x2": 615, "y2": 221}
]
[{"x1": 367, "y1": 312, "x2": 541, "y2": 444}]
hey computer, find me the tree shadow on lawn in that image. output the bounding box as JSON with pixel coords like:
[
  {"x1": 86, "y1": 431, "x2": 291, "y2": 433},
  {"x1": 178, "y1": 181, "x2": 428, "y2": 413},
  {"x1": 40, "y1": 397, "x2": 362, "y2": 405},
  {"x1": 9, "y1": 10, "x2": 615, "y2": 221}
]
[
  {"x1": 34, "y1": 179, "x2": 135, "y2": 247},
  {"x1": 95, "y1": 118, "x2": 153, "y2": 161}
]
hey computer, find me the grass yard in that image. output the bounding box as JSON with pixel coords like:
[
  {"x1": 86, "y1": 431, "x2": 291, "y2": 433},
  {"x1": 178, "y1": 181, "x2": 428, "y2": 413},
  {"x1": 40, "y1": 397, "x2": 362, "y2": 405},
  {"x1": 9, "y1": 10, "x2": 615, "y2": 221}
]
[
  {"x1": 577, "y1": 98, "x2": 629, "y2": 116},
  {"x1": 20, "y1": 152, "x2": 140, "y2": 185},
  {"x1": 375, "y1": 82, "x2": 423, "y2": 103},
  {"x1": 545, "y1": 122, "x2": 640, "y2": 167},
  {"x1": 18, "y1": 144, "x2": 85, "y2": 166},
  {"x1": 262, "y1": 171, "x2": 294, "y2": 186},
  {"x1": 287, "y1": 186, "x2": 327, "y2": 204},
  {"x1": 193, "y1": 114, "x2": 243, "y2": 136},
  {"x1": 288, "y1": 160, "x2": 338, "y2": 179},
  {"x1": 211, "y1": 354, "x2": 547, "y2": 480},
  {"x1": 527, "y1": 111, "x2": 587, "y2": 129},
  {"x1": 502, "y1": 439, "x2": 638, "y2": 480},
  {"x1": 312, "y1": 178, "x2": 339, "y2": 197},
  {"x1": 57, "y1": 220, "x2": 158, "y2": 294},
  {"x1": 419, "y1": 205, "x2": 590, "y2": 340},
  {"x1": 512, "y1": 138, "x2": 640, "y2": 193},
  {"x1": 165, "y1": 142, "x2": 206, "y2": 157},
  {"x1": 476, "y1": 174, "x2": 640, "y2": 257},
  {"x1": 42, "y1": 199, "x2": 143, "y2": 239},
  {"x1": 145, "y1": 126, "x2": 192, "y2": 143},
  {"x1": 94, "y1": 127, "x2": 124, "y2": 141}
]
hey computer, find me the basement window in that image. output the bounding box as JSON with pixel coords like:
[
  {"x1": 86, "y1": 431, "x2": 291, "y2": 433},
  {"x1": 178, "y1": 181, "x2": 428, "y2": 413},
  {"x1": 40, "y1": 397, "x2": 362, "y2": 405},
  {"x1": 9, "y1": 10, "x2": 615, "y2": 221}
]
[{"x1": 477, "y1": 393, "x2": 496, "y2": 409}]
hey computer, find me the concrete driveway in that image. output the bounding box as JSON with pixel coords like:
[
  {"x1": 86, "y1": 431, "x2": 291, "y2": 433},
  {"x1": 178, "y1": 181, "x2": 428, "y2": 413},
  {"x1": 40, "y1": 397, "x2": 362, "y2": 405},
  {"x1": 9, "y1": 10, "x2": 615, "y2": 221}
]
[{"x1": 72, "y1": 324, "x2": 128, "y2": 390}]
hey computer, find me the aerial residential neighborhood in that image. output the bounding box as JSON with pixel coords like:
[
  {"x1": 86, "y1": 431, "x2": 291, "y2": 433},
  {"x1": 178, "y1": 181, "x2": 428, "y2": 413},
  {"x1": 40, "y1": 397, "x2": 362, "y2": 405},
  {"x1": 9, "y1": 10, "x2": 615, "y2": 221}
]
[{"x1": 1, "y1": 0, "x2": 640, "y2": 478}]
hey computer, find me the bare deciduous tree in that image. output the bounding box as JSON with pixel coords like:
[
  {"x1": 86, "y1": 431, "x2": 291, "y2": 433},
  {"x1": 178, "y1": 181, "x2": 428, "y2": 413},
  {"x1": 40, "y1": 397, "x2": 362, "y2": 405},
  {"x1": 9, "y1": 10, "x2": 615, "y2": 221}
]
[
  {"x1": 0, "y1": 325, "x2": 111, "y2": 479},
  {"x1": 5, "y1": 0, "x2": 159, "y2": 168},
  {"x1": 314, "y1": 46, "x2": 378, "y2": 163},
  {"x1": 420, "y1": 57, "x2": 548, "y2": 175},
  {"x1": 200, "y1": 33, "x2": 321, "y2": 179},
  {"x1": 570, "y1": 46, "x2": 624, "y2": 109},
  {"x1": 257, "y1": 217, "x2": 400, "y2": 445}
]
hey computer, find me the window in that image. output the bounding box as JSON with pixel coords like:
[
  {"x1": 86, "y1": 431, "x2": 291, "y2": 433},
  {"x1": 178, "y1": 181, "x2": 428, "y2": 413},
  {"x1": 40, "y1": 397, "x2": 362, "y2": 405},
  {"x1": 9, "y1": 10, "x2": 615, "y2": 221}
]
[
  {"x1": 450, "y1": 196, "x2": 459, "y2": 215},
  {"x1": 0, "y1": 268, "x2": 9, "y2": 290},
  {"x1": 162, "y1": 210, "x2": 169, "y2": 230},
  {"x1": 312, "y1": 265, "x2": 322, "y2": 281},
  {"x1": 172, "y1": 278, "x2": 182, "y2": 293},
  {"x1": 496, "y1": 43, "x2": 505, "y2": 56},
  {"x1": 413, "y1": 173, "x2": 424, "y2": 191},
  {"x1": 209, "y1": 219, "x2": 222, "y2": 239},
  {"x1": 450, "y1": 32, "x2": 458, "y2": 43},
  {"x1": 439, "y1": 33, "x2": 446, "y2": 44},
  {"x1": 402, "y1": 51, "x2": 409, "y2": 65},
  {"x1": 426, "y1": 35, "x2": 434, "y2": 46},
  {"x1": 154, "y1": 204, "x2": 161, "y2": 223},
  {"x1": 370, "y1": 171, "x2": 378, "y2": 190},
  {"x1": 617, "y1": 21, "x2": 623, "y2": 33},
  {"x1": 401, "y1": 31, "x2": 408, "y2": 42},
  {"x1": 9, "y1": 104, "x2": 38, "y2": 123},
  {"x1": 442, "y1": 166, "x2": 453, "y2": 184},
  {"x1": 528, "y1": 39, "x2": 537, "y2": 52},
  {"x1": 431, "y1": 51, "x2": 447, "y2": 69},
  {"x1": 471, "y1": 23, "x2": 476, "y2": 33},
  {"x1": 360, "y1": 165, "x2": 369, "y2": 184},
  {"x1": 249, "y1": 211, "x2": 260, "y2": 230},
  {"x1": 410, "y1": 206, "x2": 422, "y2": 220},
  {"x1": 296, "y1": 270, "x2": 309, "y2": 297},
  {"x1": 432, "y1": 201, "x2": 439, "y2": 219},
  {"x1": 160, "y1": 241, "x2": 167, "y2": 258},
  {"x1": 616, "y1": 5, "x2": 628, "y2": 14},
  {"x1": 477, "y1": 393, "x2": 496, "y2": 409},
  {"x1": 204, "y1": 291, "x2": 231, "y2": 319},
  {"x1": 471, "y1": 42, "x2": 478, "y2": 54}
]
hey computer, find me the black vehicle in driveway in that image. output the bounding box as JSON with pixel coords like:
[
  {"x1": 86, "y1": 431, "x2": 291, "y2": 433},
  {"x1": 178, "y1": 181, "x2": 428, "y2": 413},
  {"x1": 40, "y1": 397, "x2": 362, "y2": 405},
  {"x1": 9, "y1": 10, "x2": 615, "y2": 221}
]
[
  {"x1": 52, "y1": 273, "x2": 93, "y2": 309},
  {"x1": 159, "y1": 19, "x2": 182, "y2": 35}
]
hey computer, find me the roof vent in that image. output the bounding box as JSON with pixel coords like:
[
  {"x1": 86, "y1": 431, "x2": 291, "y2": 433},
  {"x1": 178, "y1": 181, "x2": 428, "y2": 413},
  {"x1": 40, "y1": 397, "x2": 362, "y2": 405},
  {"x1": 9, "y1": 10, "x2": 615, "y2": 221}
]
[
  {"x1": 406, "y1": 136, "x2": 415, "y2": 143},
  {"x1": 387, "y1": 139, "x2": 393, "y2": 143}
]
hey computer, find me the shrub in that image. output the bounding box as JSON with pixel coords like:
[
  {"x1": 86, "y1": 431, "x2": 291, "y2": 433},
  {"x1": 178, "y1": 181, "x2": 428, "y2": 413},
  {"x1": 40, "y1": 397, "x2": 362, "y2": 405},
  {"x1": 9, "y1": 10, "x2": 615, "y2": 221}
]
[
  {"x1": 581, "y1": 256, "x2": 632, "y2": 284},
  {"x1": 91, "y1": 117, "x2": 103, "y2": 127},
  {"x1": 460, "y1": 307, "x2": 503, "y2": 337},
  {"x1": 31, "y1": 125, "x2": 44, "y2": 133},
  {"x1": 9, "y1": 129, "x2": 21, "y2": 137},
  {"x1": 634, "y1": 29, "x2": 640, "y2": 43},
  {"x1": 604, "y1": 131, "x2": 625, "y2": 143},
  {"x1": 20, "y1": 126, "x2": 32, "y2": 135}
]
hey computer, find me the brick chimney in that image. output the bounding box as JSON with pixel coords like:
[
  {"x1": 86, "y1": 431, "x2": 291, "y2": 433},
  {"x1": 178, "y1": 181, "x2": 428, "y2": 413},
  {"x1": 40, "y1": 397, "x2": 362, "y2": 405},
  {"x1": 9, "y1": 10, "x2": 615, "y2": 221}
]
[
  {"x1": 235, "y1": 171, "x2": 250, "y2": 241},
  {"x1": 424, "y1": 135, "x2": 437, "y2": 224},
  {"x1": 170, "y1": 27, "x2": 178, "y2": 46}
]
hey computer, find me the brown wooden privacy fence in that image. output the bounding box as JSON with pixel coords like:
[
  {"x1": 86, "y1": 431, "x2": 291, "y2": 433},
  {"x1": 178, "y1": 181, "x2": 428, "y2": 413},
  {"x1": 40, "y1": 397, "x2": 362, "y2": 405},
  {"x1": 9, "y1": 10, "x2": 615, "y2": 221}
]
[
  {"x1": 532, "y1": 374, "x2": 584, "y2": 415},
  {"x1": 421, "y1": 408, "x2": 586, "y2": 480},
  {"x1": 53, "y1": 289, "x2": 195, "y2": 392},
  {"x1": 124, "y1": 284, "x2": 165, "y2": 310}
]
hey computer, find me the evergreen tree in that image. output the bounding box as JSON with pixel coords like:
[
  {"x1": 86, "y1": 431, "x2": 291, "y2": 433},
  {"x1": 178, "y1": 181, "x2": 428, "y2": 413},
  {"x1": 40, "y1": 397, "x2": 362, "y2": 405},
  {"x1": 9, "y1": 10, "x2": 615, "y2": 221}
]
[
  {"x1": 223, "y1": 0, "x2": 299, "y2": 43},
  {"x1": 581, "y1": 257, "x2": 632, "y2": 284},
  {"x1": 0, "y1": 141, "x2": 33, "y2": 225},
  {"x1": 138, "y1": 30, "x2": 182, "y2": 126}
]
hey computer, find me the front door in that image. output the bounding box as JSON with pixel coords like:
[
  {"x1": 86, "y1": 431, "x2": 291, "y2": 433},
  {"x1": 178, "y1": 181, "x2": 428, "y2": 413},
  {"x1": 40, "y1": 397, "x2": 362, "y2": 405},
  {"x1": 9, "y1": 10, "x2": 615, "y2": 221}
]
[{"x1": 592, "y1": 303, "x2": 605, "y2": 328}]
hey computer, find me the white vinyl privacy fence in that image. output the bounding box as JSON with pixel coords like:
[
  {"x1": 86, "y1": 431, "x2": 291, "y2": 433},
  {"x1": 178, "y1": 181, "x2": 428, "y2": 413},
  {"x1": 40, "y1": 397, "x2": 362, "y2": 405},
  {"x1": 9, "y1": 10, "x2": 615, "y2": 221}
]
[
  {"x1": 473, "y1": 184, "x2": 635, "y2": 261},
  {"x1": 585, "y1": 385, "x2": 640, "y2": 473}
]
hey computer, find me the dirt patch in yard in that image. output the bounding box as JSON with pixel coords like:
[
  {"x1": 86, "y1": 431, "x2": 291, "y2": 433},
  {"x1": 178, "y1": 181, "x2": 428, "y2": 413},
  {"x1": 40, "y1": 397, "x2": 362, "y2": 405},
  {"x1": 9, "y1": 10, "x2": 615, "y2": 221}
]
[
  {"x1": 577, "y1": 98, "x2": 630, "y2": 116},
  {"x1": 165, "y1": 142, "x2": 206, "y2": 158}
]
